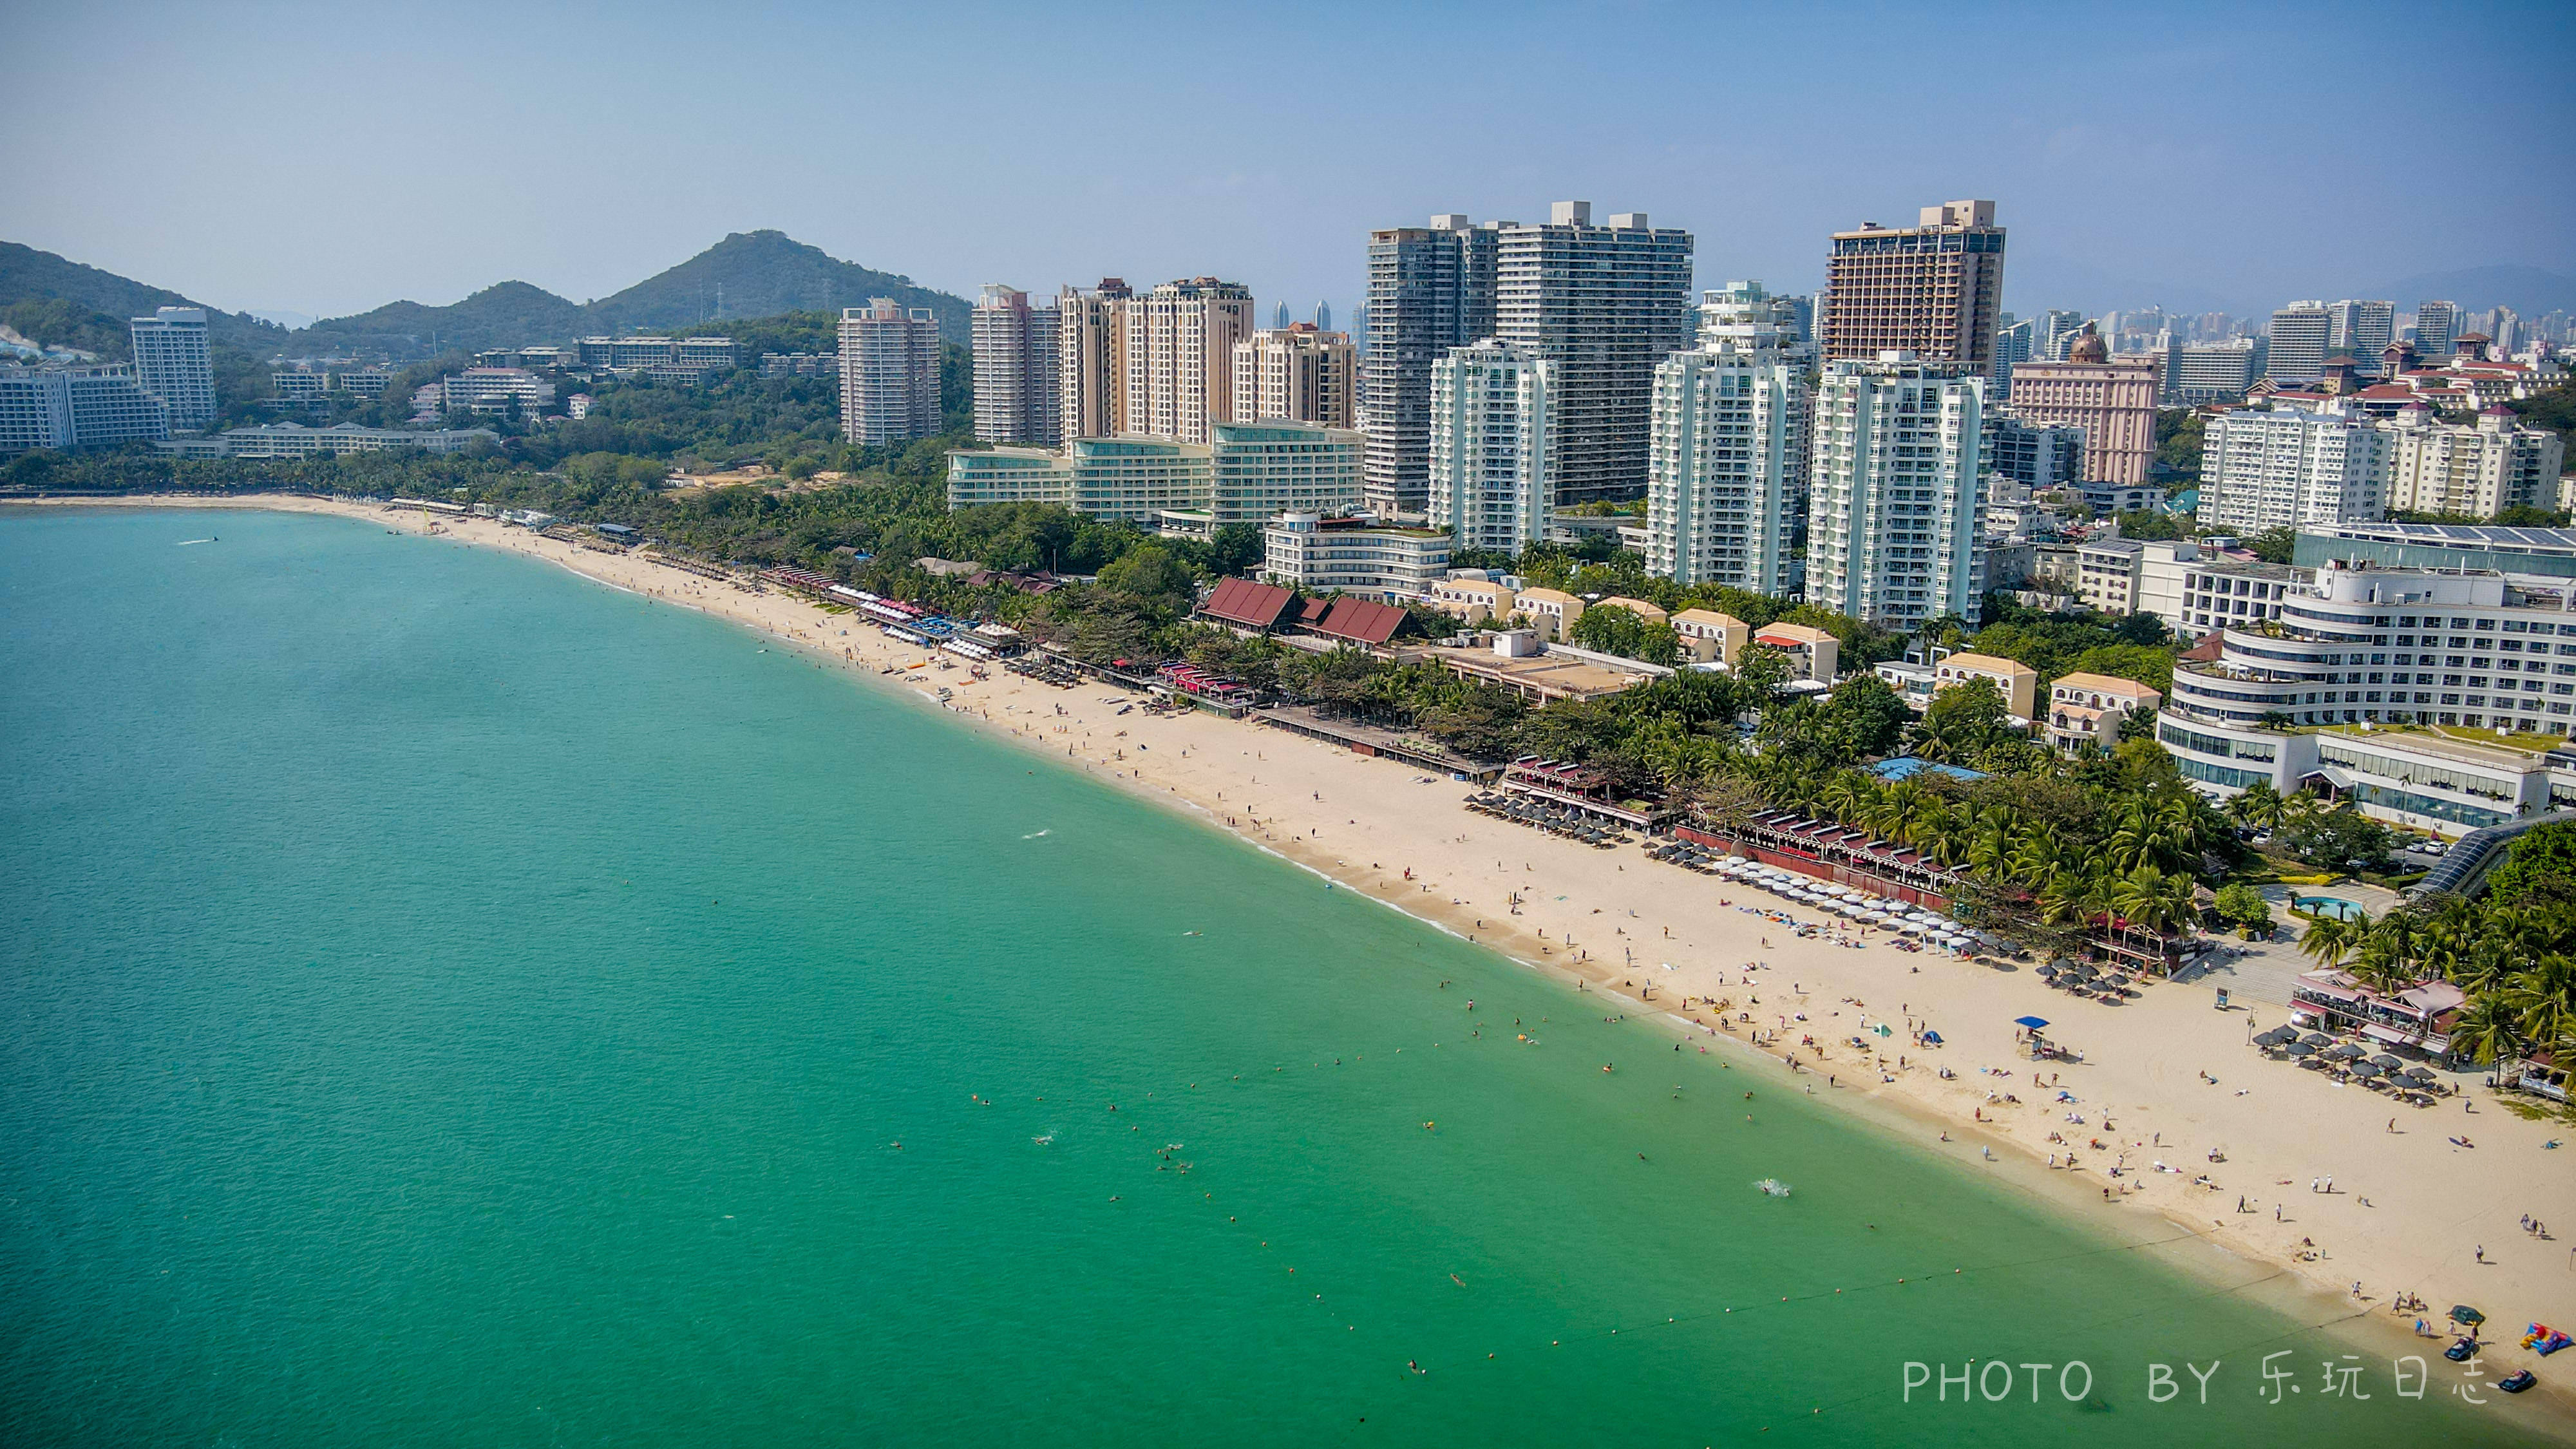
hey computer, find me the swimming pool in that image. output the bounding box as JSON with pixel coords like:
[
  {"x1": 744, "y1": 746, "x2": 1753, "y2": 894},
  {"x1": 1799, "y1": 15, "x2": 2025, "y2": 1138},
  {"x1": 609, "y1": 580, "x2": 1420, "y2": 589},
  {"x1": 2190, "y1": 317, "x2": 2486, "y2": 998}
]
[{"x1": 2293, "y1": 895, "x2": 2367, "y2": 920}]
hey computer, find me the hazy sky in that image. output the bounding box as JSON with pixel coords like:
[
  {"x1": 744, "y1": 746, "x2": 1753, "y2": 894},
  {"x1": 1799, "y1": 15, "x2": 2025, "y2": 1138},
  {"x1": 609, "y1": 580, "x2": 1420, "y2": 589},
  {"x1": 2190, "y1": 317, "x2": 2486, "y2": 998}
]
[{"x1": 10, "y1": 1, "x2": 2571, "y2": 327}]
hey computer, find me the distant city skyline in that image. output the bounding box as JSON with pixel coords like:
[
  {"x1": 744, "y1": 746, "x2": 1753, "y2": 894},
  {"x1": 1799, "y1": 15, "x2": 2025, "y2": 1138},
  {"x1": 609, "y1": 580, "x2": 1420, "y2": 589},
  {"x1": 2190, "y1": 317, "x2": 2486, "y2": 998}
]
[{"x1": 7, "y1": 3, "x2": 2572, "y2": 330}]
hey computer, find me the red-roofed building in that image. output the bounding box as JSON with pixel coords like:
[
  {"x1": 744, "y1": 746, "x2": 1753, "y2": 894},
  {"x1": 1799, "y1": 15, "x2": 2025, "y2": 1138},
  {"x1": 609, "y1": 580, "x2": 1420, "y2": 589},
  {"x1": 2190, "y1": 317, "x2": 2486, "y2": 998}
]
[
  {"x1": 1309, "y1": 596, "x2": 1411, "y2": 647},
  {"x1": 1196, "y1": 576, "x2": 1296, "y2": 631}
]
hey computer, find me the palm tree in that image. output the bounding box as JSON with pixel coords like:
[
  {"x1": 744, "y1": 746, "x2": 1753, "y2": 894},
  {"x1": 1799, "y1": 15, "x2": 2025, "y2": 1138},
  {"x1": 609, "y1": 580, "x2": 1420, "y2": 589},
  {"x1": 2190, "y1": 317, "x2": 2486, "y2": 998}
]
[
  {"x1": 2036, "y1": 869, "x2": 2096, "y2": 931},
  {"x1": 2504, "y1": 954, "x2": 2576, "y2": 1053},
  {"x1": 2230, "y1": 781, "x2": 2288, "y2": 832},
  {"x1": 2450, "y1": 994, "x2": 2524, "y2": 1085},
  {"x1": 2297, "y1": 910, "x2": 2370, "y2": 971}
]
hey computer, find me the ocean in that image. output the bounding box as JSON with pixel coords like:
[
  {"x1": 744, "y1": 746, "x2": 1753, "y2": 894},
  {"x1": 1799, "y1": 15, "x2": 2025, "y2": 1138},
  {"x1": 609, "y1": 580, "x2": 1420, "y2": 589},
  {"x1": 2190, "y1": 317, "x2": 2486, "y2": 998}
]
[{"x1": 0, "y1": 507, "x2": 2537, "y2": 1446}]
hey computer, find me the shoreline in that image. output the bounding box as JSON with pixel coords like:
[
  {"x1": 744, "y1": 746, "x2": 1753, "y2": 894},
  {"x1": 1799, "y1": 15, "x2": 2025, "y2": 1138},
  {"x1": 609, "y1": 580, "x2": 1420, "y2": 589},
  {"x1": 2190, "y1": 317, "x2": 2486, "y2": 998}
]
[{"x1": 21, "y1": 492, "x2": 2574, "y2": 1425}]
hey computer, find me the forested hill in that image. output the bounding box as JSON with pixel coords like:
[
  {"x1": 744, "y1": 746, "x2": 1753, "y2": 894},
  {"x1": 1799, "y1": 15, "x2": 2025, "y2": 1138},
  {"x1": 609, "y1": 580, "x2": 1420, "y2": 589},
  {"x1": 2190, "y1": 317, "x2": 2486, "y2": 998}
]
[
  {"x1": 0, "y1": 241, "x2": 287, "y2": 359},
  {"x1": 287, "y1": 231, "x2": 971, "y2": 357}
]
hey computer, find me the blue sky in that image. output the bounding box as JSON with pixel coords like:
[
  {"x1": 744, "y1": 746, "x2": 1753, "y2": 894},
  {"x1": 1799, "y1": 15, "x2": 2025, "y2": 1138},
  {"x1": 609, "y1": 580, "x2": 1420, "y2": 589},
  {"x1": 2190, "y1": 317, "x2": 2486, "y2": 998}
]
[{"x1": 8, "y1": 1, "x2": 2571, "y2": 326}]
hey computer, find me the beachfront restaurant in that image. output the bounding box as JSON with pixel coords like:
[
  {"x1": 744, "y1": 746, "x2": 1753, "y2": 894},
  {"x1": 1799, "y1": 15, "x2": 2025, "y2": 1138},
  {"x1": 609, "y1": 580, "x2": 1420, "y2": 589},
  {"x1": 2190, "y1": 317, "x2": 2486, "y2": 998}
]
[
  {"x1": 1672, "y1": 810, "x2": 1960, "y2": 908},
  {"x1": 2288, "y1": 969, "x2": 2463, "y2": 1059},
  {"x1": 1498, "y1": 757, "x2": 1667, "y2": 829}
]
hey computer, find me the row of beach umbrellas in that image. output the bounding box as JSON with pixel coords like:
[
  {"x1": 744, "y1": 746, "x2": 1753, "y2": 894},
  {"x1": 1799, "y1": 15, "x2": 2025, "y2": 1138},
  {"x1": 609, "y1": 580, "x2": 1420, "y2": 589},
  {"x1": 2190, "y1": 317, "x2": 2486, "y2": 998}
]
[
  {"x1": 1658, "y1": 853, "x2": 1987, "y2": 952},
  {"x1": 2250, "y1": 1026, "x2": 2443, "y2": 1086},
  {"x1": 1465, "y1": 793, "x2": 1624, "y2": 848}
]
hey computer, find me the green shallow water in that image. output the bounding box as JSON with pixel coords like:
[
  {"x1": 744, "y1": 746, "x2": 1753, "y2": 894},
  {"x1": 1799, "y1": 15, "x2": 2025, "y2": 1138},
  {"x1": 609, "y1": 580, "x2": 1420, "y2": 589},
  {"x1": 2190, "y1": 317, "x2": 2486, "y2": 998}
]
[{"x1": 0, "y1": 508, "x2": 2541, "y2": 1446}]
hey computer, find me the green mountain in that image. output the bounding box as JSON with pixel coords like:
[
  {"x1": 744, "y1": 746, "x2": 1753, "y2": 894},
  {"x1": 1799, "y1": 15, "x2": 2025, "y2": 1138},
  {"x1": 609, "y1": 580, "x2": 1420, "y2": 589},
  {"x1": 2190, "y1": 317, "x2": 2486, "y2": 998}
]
[
  {"x1": 0, "y1": 241, "x2": 287, "y2": 359},
  {"x1": 287, "y1": 279, "x2": 591, "y2": 359},
  {"x1": 289, "y1": 231, "x2": 971, "y2": 357},
  {"x1": 584, "y1": 230, "x2": 967, "y2": 340}
]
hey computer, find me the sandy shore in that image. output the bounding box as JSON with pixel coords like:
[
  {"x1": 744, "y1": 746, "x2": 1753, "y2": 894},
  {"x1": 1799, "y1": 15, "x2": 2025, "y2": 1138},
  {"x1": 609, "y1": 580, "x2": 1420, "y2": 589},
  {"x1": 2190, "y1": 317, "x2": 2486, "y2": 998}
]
[{"x1": 26, "y1": 493, "x2": 2576, "y2": 1412}]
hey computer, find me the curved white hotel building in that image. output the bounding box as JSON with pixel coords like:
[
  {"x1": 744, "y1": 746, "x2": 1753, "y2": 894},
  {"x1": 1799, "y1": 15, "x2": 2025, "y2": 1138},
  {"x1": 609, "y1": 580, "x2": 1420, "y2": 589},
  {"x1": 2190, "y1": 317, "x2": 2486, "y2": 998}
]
[{"x1": 2158, "y1": 564, "x2": 2576, "y2": 833}]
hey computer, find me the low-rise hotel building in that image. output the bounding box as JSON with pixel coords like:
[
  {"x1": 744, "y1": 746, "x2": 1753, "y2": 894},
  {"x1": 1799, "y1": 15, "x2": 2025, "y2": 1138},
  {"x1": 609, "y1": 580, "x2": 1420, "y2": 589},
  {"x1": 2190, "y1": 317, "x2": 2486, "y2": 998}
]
[
  {"x1": 945, "y1": 421, "x2": 1359, "y2": 526},
  {"x1": 2156, "y1": 564, "x2": 2576, "y2": 831},
  {"x1": 153, "y1": 421, "x2": 498, "y2": 459},
  {"x1": 1260, "y1": 513, "x2": 1451, "y2": 602}
]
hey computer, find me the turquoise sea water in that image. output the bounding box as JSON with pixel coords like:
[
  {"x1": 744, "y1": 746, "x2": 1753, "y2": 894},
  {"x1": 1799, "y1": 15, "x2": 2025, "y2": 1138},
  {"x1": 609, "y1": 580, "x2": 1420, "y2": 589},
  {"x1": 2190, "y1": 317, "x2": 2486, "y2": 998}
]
[{"x1": 0, "y1": 509, "x2": 2541, "y2": 1446}]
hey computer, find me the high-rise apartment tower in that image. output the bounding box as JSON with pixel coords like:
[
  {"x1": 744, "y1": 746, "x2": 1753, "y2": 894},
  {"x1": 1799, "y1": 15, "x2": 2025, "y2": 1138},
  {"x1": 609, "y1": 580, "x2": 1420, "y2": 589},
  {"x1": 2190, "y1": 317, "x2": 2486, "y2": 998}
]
[
  {"x1": 1816, "y1": 201, "x2": 2005, "y2": 372},
  {"x1": 129, "y1": 307, "x2": 214, "y2": 430},
  {"x1": 971, "y1": 285, "x2": 1061, "y2": 444}
]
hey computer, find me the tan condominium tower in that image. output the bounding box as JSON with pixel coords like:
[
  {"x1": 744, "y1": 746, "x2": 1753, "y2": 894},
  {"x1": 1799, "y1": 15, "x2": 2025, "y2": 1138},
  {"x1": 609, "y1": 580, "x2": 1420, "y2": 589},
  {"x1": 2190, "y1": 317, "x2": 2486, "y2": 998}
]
[
  {"x1": 838, "y1": 298, "x2": 940, "y2": 444},
  {"x1": 1125, "y1": 278, "x2": 1256, "y2": 444},
  {"x1": 1231, "y1": 324, "x2": 1357, "y2": 427},
  {"x1": 1818, "y1": 200, "x2": 2006, "y2": 372},
  {"x1": 1055, "y1": 277, "x2": 1255, "y2": 445},
  {"x1": 1056, "y1": 278, "x2": 1133, "y2": 440}
]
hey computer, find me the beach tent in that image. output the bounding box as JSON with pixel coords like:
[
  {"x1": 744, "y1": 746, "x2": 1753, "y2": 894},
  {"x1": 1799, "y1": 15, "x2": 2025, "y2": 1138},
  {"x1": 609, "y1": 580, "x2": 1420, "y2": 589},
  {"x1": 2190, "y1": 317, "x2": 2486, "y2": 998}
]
[
  {"x1": 1921, "y1": 1030, "x2": 1944, "y2": 1045},
  {"x1": 2013, "y1": 1016, "x2": 2050, "y2": 1030},
  {"x1": 2453, "y1": 1306, "x2": 2487, "y2": 1326}
]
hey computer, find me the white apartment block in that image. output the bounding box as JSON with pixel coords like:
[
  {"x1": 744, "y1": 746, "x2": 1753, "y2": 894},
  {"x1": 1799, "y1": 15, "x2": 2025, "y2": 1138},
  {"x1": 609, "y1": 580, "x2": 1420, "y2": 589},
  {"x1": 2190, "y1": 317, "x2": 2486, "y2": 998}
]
[
  {"x1": 2385, "y1": 404, "x2": 2566, "y2": 518},
  {"x1": 1644, "y1": 343, "x2": 1804, "y2": 592},
  {"x1": 129, "y1": 307, "x2": 214, "y2": 429},
  {"x1": 971, "y1": 285, "x2": 1061, "y2": 445},
  {"x1": 2194, "y1": 406, "x2": 2390, "y2": 533},
  {"x1": 2327, "y1": 299, "x2": 2396, "y2": 371},
  {"x1": 1261, "y1": 512, "x2": 1453, "y2": 601},
  {"x1": 2163, "y1": 337, "x2": 2262, "y2": 404},
  {"x1": 1056, "y1": 279, "x2": 1132, "y2": 440},
  {"x1": 0, "y1": 364, "x2": 169, "y2": 456},
  {"x1": 840, "y1": 299, "x2": 941, "y2": 444},
  {"x1": 1429, "y1": 340, "x2": 1554, "y2": 553},
  {"x1": 2266, "y1": 301, "x2": 2331, "y2": 383},
  {"x1": 1231, "y1": 326, "x2": 1357, "y2": 428},
  {"x1": 438, "y1": 367, "x2": 555, "y2": 415},
  {"x1": 1804, "y1": 354, "x2": 1987, "y2": 629}
]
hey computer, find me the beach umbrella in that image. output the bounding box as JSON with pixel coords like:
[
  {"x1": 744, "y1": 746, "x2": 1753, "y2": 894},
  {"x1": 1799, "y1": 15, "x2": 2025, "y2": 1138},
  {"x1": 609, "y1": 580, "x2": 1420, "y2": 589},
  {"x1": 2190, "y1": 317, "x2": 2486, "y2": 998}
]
[
  {"x1": 2327, "y1": 1043, "x2": 2366, "y2": 1061},
  {"x1": 2370, "y1": 1054, "x2": 2407, "y2": 1070},
  {"x1": 2403, "y1": 1066, "x2": 2439, "y2": 1084},
  {"x1": 2013, "y1": 1016, "x2": 2050, "y2": 1030},
  {"x1": 2036, "y1": 964, "x2": 2060, "y2": 979},
  {"x1": 2284, "y1": 1041, "x2": 2317, "y2": 1057},
  {"x1": 2349, "y1": 1061, "x2": 2383, "y2": 1079},
  {"x1": 2300, "y1": 1032, "x2": 2333, "y2": 1047}
]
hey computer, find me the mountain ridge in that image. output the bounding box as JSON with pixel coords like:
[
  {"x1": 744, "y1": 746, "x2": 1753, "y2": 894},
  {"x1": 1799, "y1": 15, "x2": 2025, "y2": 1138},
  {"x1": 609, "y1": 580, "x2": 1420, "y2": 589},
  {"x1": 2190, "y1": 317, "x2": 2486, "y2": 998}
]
[
  {"x1": 0, "y1": 241, "x2": 287, "y2": 359},
  {"x1": 1, "y1": 231, "x2": 971, "y2": 363},
  {"x1": 289, "y1": 231, "x2": 971, "y2": 356}
]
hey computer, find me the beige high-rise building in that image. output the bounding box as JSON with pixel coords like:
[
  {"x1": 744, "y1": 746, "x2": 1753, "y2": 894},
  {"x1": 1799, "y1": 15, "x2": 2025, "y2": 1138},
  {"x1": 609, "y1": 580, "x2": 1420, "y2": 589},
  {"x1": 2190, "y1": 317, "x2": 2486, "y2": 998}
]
[
  {"x1": 1056, "y1": 278, "x2": 1133, "y2": 441},
  {"x1": 1999, "y1": 324, "x2": 2162, "y2": 486},
  {"x1": 838, "y1": 298, "x2": 940, "y2": 444},
  {"x1": 1124, "y1": 277, "x2": 1256, "y2": 444},
  {"x1": 1817, "y1": 200, "x2": 2006, "y2": 370},
  {"x1": 1054, "y1": 277, "x2": 1253, "y2": 445},
  {"x1": 1231, "y1": 324, "x2": 1357, "y2": 427}
]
